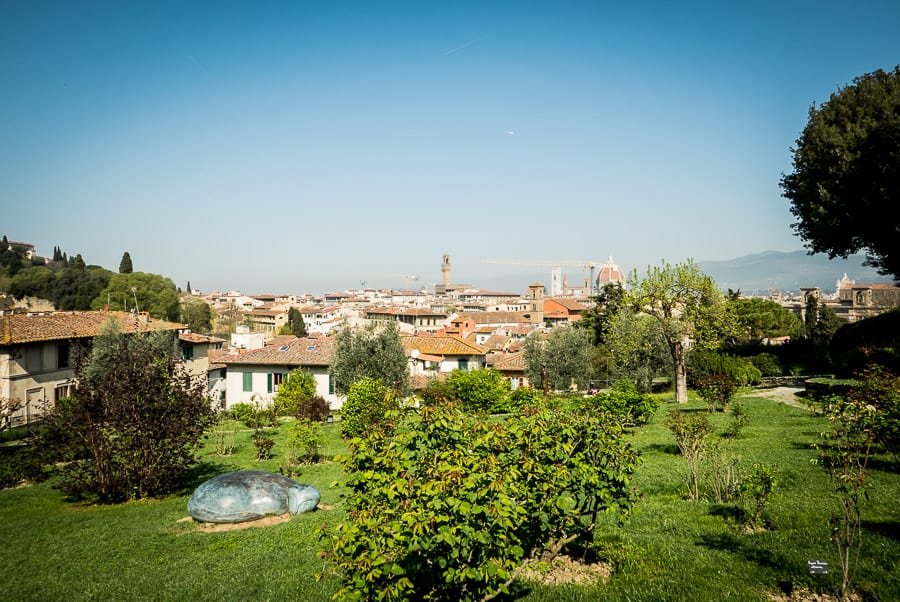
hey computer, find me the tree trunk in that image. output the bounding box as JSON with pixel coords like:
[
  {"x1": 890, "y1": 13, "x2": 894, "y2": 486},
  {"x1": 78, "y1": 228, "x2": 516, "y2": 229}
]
[{"x1": 673, "y1": 340, "x2": 688, "y2": 404}]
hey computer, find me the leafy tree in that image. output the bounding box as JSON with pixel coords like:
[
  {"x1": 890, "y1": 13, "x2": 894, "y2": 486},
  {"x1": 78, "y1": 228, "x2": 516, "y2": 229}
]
[
  {"x1": 118, "y1": 251, "x2": 133, "y2": 274},
  {"x1": 91, "y1": 272, "x2": 180, "y2": 321},
  {"x1": 55, "y1": 266, "x2": 113, "y2": 311},
  {"x1": 180, "y1": 297, "x2": 212, "y2": 332},
  {"x1": 287, "y1": 306, "x2": 308, "y2": 337},
  {"x1": 329, "y1": 321, "x2": 408, "y2": 395},
  {"x1": 273, "y1": 368, "x2": 318, "y2": 416},
  {"x1": 41, "y1": 321, "x2": 213, "y2": 501},
  {"x1": 729, "y1": 297, "x2": 803, "y2": 343},
  {"x1": 605, "y1": 306, "x2": 672, "y2": 392},
  {"x1": 781, "y1": 66, "x2": 900, "y2": 278},
  {"x1": 524, "y1": 327, "x2": 594, "y2": 392},
  {"x1": 627, "y1": 260, "x2": 736, "y2": 404},
  {"x1": 446, "y1": 368, "x2": 511, "y2": 413}
]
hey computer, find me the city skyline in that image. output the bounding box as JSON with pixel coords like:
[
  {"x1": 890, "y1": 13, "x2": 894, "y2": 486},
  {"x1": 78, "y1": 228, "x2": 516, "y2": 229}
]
[{"x1": 4, "y1": 2, "x2": 900, "y2": 293}]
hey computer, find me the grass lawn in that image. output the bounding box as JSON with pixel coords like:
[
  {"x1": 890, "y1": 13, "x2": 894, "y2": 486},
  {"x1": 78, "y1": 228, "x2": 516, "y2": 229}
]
[{"x1": 2, "y1": 393, "x2": 899, "y2": 601}]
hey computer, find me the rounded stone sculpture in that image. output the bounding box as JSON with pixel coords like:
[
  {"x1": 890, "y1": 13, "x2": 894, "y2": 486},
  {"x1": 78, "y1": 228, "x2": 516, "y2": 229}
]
[{"x1": 188, "y1": 470, "x2": 320, "y2": 523}]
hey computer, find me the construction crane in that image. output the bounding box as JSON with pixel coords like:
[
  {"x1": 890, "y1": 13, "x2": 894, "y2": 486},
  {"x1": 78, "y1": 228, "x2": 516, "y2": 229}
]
[
  {"x1": 386, "y1": 274, "x2": 419, "y2": 289},
  {"x1": 481, "y1": 259, "x2": 602, "y2": 295}
]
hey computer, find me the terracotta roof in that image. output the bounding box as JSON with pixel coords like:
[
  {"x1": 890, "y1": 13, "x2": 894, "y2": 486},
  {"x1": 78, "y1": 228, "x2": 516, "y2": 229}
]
[
  {"x1": 401, "y1": 334, "x2": 487, "y2": 356},
  {"x1": 547, "y1": 298, "x2": 589, "y2": 312},
  {"x1": 366, "y1": 307, "x2": 447, "y2": 318},
  {"x1": 491, "y1": 351, "x2": 526, "y2": 372},
  {"x1": 219, "y1": 336, "x2": 336, "y2": 367},
  {"x1": 179, "y1": 332, "x2": 226, "y2": 344},
  {"x1": 460, "y1": 311, "x2": 530, "y2": 325},
  {"x1": 1, "y1": 311, "x2": 185, "y2": 345}
]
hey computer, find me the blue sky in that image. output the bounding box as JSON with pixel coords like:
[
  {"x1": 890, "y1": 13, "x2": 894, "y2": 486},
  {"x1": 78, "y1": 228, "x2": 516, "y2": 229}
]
[{"x1": 3, "y1": 1, "x2": 899, "y2": 294}]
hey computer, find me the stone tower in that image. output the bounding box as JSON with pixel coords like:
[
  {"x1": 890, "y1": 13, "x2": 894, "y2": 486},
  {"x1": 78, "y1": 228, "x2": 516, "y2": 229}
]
[
  {"x1": 527, "y1": 282, "x2": 545, "y2": 325},
  {"x1": 441, "y1": 254, "x2": 451, "y2": 288}
]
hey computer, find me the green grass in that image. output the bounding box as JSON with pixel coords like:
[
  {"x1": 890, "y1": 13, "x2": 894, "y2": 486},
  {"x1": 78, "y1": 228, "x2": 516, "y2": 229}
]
[{"x1": 2, "y1": 397, "x2": 899, "y2": 601}]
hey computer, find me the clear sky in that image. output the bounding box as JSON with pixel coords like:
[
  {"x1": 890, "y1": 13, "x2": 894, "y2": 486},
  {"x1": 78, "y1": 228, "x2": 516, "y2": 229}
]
[{"x1": 3, "y1": 1, "x2": 899, "y2": 295}]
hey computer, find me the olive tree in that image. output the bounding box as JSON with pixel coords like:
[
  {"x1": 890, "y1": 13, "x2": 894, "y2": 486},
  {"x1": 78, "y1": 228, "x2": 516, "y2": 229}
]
[{"x1": 329, "y1": 321, "x2": 408, "y2": 395}]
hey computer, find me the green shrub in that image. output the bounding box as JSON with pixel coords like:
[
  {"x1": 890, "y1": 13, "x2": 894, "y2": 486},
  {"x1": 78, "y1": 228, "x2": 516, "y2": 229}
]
[
  {"x1": 418, "y1": 378, "x2": 454, "y2": 406},
  {"x1": 723, "y1": 401, "x2": 750, "y2": 439},
  {"x1": 323, "y1": 400, "x2": 639, "y2": 601},
  {"x1": 446, "y1": 368, "x2": 511, "y2": 413},
  {"x1": 739, "y1": 463, "x2": 779, "y2": 529},
  {"x1": 508, "y1": 386, "x2": 544, "y2": 411},
  {"x1": 229, "y1": 403, "x2": 257, "y2": 427},
  {"x1": 340, "y1": 378, "x2": 397, "y2": 438},
  {"x1": 667, "y1": 408, "x2": 714, "y2": 501},
  {"x1": 0, "y1": 446, "x2": 44, "y2": 489},
  {"x1": 688, "y1": 350, "x2": 762, "y2": 387},
  {"x1": 273, "y1": 369, "x2": 317, "y2": 416},
  {"x1": 585, "y1": 387, "x2": 661, "y2": 427},
  {"x1": 751, "y1": 352, "x2": 783, "y2": 377},
  {"x1": 694, "y1": 373, "x2": 739, "y2": 413}
]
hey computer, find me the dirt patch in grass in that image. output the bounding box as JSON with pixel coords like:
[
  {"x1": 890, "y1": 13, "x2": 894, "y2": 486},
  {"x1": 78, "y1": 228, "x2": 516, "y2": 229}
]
[{"x1": 518, "y1": 555, "x2": 612, "y2": 586}]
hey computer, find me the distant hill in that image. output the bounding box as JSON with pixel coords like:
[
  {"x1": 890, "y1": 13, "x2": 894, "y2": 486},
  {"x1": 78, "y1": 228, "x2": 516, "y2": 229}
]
[{"x1": 698, "y1": 250, "x2": 896, "y2": 295}]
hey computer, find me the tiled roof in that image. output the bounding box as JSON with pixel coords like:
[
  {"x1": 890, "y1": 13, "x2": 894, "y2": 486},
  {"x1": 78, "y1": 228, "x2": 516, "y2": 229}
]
[
  {"x1": 220, "y1": 336, "x2": 336, "y2": 367},
  {"x1": 548, "y1": 298, "x2": 589, "y2": 312},
  {"x1": 1, "y1": 311, "x2": 185, "y2": 345},
  {"x1": 491, "y1": 351, "x2": 526, "y2": 372},
  {"x1": 401, "y1": 334, "x2": 487, "y2": 356},
  {"x1": 179, "y1": 332, "x2": 226, "y2": 344},
  {"x1": 461, "y1": 311, "x2": 530, "y2": 325}
]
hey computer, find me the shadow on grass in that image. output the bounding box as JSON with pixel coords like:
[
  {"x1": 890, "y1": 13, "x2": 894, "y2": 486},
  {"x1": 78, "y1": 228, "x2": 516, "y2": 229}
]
[
  {"x1": 176, "y1": 460, "x2": 232, "y2": 496},
  {"x1": 643, "y1": 443, "x2": 680, "y2": 455},
  {"x1": 863, "y1": 519, "x2": 900, "y2": 542},
  {"x1": 695, "y1": 531, "x2": 794, "y2": 573},
  {"x1": 867, "y1": 457, "x2": 900, "y2": 474}
]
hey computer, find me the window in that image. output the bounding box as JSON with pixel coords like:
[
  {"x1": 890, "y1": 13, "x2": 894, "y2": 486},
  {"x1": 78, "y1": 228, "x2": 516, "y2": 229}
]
[
  {"x1": 243, "y1": 372, "x2": 252, "y2": 392},
  {"x1": 458, "y1": 358, "x2": 469, "y2": 371},
  {"x1": 328, "y1": 375, "x2": 334, "y2": 395},
  {"x1": 57, "y1": 341, "x2": 70, "y2": 369},
  {"x1": 55, "y1": 383, "x2": 75, "y2": 402},
  {"x1": 182, "y1": 345, "x2": 194, "y2": 361},
  {"x1": 267, "y1": 372, "x2": 286, "y2": 393}
]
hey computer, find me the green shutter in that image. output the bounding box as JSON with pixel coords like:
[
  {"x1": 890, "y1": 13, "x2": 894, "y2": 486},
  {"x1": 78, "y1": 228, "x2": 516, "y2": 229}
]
[
  {"x1": 267, "y1": 373, "x2": 273, "y2": 393},
  {"x1": 243, "y1": 372, "x2": 252, "y2": 392}
]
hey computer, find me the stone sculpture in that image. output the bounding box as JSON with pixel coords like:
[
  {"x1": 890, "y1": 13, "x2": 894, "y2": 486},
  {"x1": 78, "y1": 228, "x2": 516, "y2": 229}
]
[{"x1": 188, "y1": 470, "x2": 320, "y2": 523}]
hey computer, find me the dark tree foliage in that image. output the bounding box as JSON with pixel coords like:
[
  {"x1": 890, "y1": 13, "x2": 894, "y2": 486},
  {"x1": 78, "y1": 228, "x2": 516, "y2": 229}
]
[
  {"x1": 180, "y1": 297, "x2": 213, "y2": 332},
  {"x1": 42, "y1": 324, "x2": 213, "y2": 502},
  {"x1": 288, "y1": 306, "x2": 308, "y2": 337},
  {"x1": 577, "y1": 282, "x2": 626, "y2": 345},
  {"x1": 781, "y1": 66, "x2": 900, "y2": 278},
  {"x1": 119, "y1": 251, "x2": 133, "y2": 274},
  {"x1": 831, "y1": 310, "x2": 900, "y2": 376}
]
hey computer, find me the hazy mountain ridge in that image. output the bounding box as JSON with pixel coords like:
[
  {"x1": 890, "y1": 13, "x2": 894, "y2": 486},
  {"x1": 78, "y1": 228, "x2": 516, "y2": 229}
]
[{"x1": 698, "y1": 250, "x2": 896, "y2": 295}]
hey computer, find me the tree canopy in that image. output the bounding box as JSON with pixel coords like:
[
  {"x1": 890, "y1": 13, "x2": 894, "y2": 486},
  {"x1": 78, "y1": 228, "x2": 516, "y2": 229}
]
[
  {"x1": 729, "y1": 297, "x2": 804, "y2": 342},
  {"x1": 781, "y1": 66, "x2": 900, "y2": 278},
  {"x1": 91, "y1": 272, "x2": 181, "y2": 322},
  {"x1": 627, "y1": 260, "x2": 736, "y2": 403},
  {"x1": 524, "y1": 327, "x2": 594, "y2": 392},
  {"x1": 287, "y1": 307, "x2": 308, "y2": 337},
  {"x1": 329, "y1": 321, "x2": 408, "y2": 395},
  {"x1": 180, "y1": 297, "x2": 213, "y2": 332}
]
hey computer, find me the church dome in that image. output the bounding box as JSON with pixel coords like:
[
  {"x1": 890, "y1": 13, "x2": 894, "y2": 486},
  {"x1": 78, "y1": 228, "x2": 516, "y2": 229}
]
[{"x1": 596, "y1": 256, "x2": 626, "y2": 287}]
